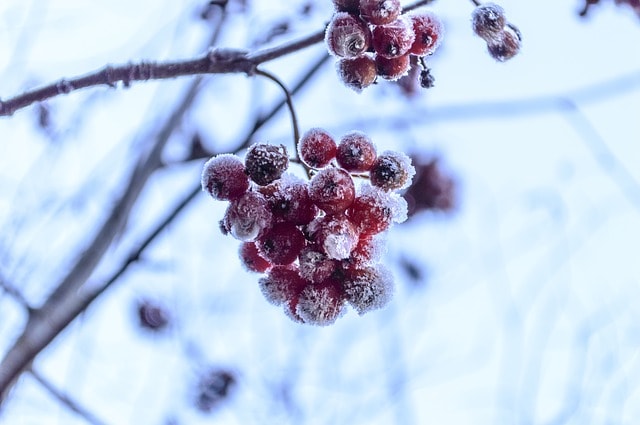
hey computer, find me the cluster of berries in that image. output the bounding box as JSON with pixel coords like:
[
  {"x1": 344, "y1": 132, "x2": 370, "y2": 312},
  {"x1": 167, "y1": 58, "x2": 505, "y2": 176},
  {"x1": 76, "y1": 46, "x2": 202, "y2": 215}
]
[
  {"x1": 325, "y1": 0, "x2": 443, "y2": 91},
  {"x1": 471, "y1": 3, "x2": 522, "y2": 62},
  {"x1": 201, "y1": 129, "x2": 415, "y2": 326}
]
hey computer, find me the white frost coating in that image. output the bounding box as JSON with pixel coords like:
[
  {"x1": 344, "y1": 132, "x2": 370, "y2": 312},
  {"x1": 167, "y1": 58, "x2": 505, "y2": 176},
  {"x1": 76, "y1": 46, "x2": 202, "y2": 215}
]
[
  {"x1": 324, "y1": 12, "x2": 370, "y2": 58},
  {"x1": 296, "y1": 285, "x2": 346, "y2": 326},
  {"x1": 343, "y1": 266, "x2": 394, "y2": 315},
  {"x1": 381, "y1": 150, "x2": 415, "y2": 190},
  {"x1": 201, "y1": 154, "x2": 244, "y2": 195},
  {"x1": 227, "y1": 192, "x2": 272, "y2": 242},
  {"x1": 324, "y1": 232, "x2": 356, "y2": 260},
  {"x1": 389, "y1": 192, "x2": 408, "y2": 224},
  {"x1": 356, "y1": 183, "x2": 408, "y2": 224}
]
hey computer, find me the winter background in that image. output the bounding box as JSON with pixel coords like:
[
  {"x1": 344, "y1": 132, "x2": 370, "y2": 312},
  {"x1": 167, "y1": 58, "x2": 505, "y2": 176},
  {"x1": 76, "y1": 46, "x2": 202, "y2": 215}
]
[{"x1": 1, "y1": 0, "x2": 640, "y2": 424}]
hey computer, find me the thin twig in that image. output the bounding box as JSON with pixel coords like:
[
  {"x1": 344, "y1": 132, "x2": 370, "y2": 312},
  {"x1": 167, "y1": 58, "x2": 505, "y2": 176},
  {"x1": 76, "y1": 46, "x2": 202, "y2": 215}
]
[{"x1": 0, "y1": 273, "x2": 33, "y2": 312}]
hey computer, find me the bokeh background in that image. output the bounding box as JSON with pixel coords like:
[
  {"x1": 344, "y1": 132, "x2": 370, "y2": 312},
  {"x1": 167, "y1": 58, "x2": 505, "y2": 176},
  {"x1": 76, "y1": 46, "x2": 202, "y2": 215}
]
[{"x1": 1, "y1": 0, "x2": 640, "y2": 424}]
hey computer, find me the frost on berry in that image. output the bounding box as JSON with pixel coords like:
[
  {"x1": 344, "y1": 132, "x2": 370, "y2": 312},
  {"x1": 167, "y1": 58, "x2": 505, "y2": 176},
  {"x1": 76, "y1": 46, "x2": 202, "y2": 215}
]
[
  {"x1": 487, "y1": 23, "x2": 522, "y2": 62},
  {"x1": 296, "y1": 280, "x2": 346, "y2": 326},
  {"x1": 347, "y1": 184, "x2": 408, "y2": 236},
  {"x1": 298, "y1": 128, "x2": 337, "y2": 168},
  {"x1": 408, "y1": 12, "x2": 444, "y2": 56},
  {"x1": 244, "y1": 143, "x2": 289, "y2": 186},
  {"x1": 336, "y1": 131, "x2": 377, "y2": 172},
  {"x1": 342, "y1": 265, "x2": 393, "y2": 315},
  {"x1": 258, "y1": 265, "x2": 306, "y2": 306},
  {"x1": 471, "y1": 3, "x2": 506, "y2": 41},
  {"x1": 260, "y1": 174, "x2": 318, "y2": 225},
  {"x1": 306, "y1": 214, "x2": 360, "y2": 260},
  {"x1": 371, "y1": 17, "x2": 416, "y2": 59},
  {"x1": 257, "y1": 222, "x2": 306, "y2": 265},
  {"x1": 333, "y1": 0, "x2": 360, "y2": 13},
  {"x1": 239, "y1": 241, "x2": 272, "y2": 273},
  {"x1": 336, "y1": 55, "x2": 377, "y2": 92},
  {"x1": 298, "y1": 244, "x2": 340, "y2": 284},
  {"x1": 370, "y1": 150, "x2": 415, "y2": 191},
  {"x1": 201, "y1": 154, "x2": 249, "y2": 201},
  {"x1": 222, "y1": 191, "x2": 273, "y2": 241},
  {"x1": 359, "y1": 0, "x2": 402, "y2": 26},
  {"x1": 325, "y1": 12, "x2": 372, "y2": 59},
  {"x1": 309, "y1": 167, "x2": 356, "y2": 214},
  {"x1": 375, "y1": 54, "x2": 411, "y2": 81}
]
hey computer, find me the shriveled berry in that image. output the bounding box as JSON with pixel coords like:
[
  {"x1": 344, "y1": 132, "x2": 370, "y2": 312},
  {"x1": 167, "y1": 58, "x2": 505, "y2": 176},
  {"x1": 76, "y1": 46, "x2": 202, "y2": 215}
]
[
  {"x1": 342, "y1": 265, "x2": 393, "y2": 315},
  {"x1": 359, "y1": 0, "x2": 401, "y2": 25},
  {"x1": 325, "y1": 12, "x2": 372, "y2": 58},
  {"x1": 347, "y1": 184, "x2": 408, "y2": 236},
  {"x1": 487, "y1": 24, "x2": 521, "y2": 62},
  {"x1": 298, "y1": 244, "x2": 340, "y2": 284},
  {"x1": 369, "y1": 150, "x2": 415, "y2": 191},
  {"x1": 260, "y1": 175, "x2": 318, "y2": 225},
  {"x1": 471, "y1": 3, "x2": 506, "y2": 41},
  {"x1": 408, "y1": 12, "x2": 444, "y2": 56},
  {"x1": 375, "y1": 54, "x2": 411, "y2": 81},
  {"x1": 336, "y1": 55, "x2": 377, "y2": 92},
  {"x1": 239, "y1": 242, "x2": 272, "y2": 273},
  {"x1": 259, "y1": 265, "x2": 307, "y2": 306},
  {"x1": 336, "y1": 131, "x2": 377, "y2": 172},
  {"x1": 298, "y1": 128, "x2": 337, "y2": 168},
  {"x1": 296, "y1": 279, "x2": 346, "y2": 326},
  {"x1": 333, "y1": 0, "x2": 360, "y2": 13},
  {"x1": 371, "y1": 17, "x2": 415, "y2": 59},
  {"x1": 309, "y1": 167, "x2": 356, "y2": 214},
  {"x1": 222, "y1": 190, "x2": 273, "y2": 241},
  {"x1": 306, "y1": 214, "x2": 359, "y2": 260},
  {"x1": 137, "y1": 299, "x2": 170, "y2": 331},
  {"x1": 244, "y1": 143, "x2": 289, "y2": 186},
  {"x1": 257, "y1": 222, "x2": 306, "y2": 265},
  {"x1": 201, "y1": 154, "x2": 249, "y2": 201}
]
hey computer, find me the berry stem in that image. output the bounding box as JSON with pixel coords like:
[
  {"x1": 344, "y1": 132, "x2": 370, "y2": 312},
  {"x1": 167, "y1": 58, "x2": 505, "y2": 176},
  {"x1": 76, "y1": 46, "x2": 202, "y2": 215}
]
[{"x1": 470, "y1": 0, "x2": 481, "y2": 6}]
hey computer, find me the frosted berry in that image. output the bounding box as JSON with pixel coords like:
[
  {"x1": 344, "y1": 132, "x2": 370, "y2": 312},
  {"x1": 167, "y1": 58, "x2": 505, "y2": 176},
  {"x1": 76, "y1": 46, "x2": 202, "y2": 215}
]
[
  {"x1": 222, "y1": 190, "x2": 273, "y2": 241},
  {"x1": 336, "y1": 55, "x2": 377, "y2": 92},
  {"x1": 408, "y1": 12, "x2": 444, "y2": 56},
  {"x1": 487, "y1": 24, "x2": 521, "y2": 62},
  {"x1": 309, "y1": 167, "x2": 356, "y2": 214},
  {"x1": 325, "y1": 12, "x2": 372, "y2": 58},
  {"x1": 333, "y1": 0, "x2": 360, "y2": 13},
  {"x1": 336, "y1": 131, "x2": 377, "y2": 172},
  {"x1": 257, "y1": 222, "x2": 306, "y2": 265},
  {"x1": 471, "y1": 3, "x2": 506, "y2": 41},
  {"x1": 261, "y1": 176, "x2": 318, "y2": 225},
  {"x1": 298, "y1": 244, "x2": 340, "y2": 284},
  {"x1": 369, "y1": 150, "x2": 415, "y2": 191},
  {"x1": 244, "y1": 143, "x2": 289, "y2": 186},
  {"x1": 201, "y1": 154, "x2": 249, "y2": 201},
  {"x1": 239, "y1": 242, "x2": 272, "y2": 273},
  {"x1": 375, "y1": 54, "x2": 411, "y2": 81},
  {"x1": 359, "y1": 0, "x2": 401, "y2": 26},
  {"x1": 347, "y1": 184, "x2": 408, "y2": 236},
  {"x1": 298, "y1": 128, "x2": 337, "y2": 168},
  {"x1": 342, "y1": 265, "x2": 393, "y2": 315},
  {"x1": 371, "y1": 17, "x2": 415, "y2": 59},
  {"x1": 296, "y1": 279, "x2": 346, "y2": 326},
  {"x1": 259, "y1": 265, "x2": 306, "y2": 306},
  {"x1": 306, "y1": 213, "x2": 360, "y2": 260}
]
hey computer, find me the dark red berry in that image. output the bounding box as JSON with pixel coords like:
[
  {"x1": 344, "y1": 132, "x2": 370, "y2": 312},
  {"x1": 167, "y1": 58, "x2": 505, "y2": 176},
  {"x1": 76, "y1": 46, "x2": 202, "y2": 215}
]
[
  {"x1": 260, "y1": 176, "x2": 318, "y2": 225},
  {"x1": 375, "y1": 54, "x2": 411, "y2": 81},
  {"x1": 298, "y1": 244, "x2": 340, "y2": 284},
  {"x1": 201, "y1": 154, "x2": 249, "y2": 201},
  {"x1": 325, "y1": 12, "x2": 372, "y2": 58},
  {"x1": 239, "y1": 242, "x2": 272, "y2": 273},
  {"x1": 244, "y1": 143, "x2": 289, "y2": 186},
  {"x1": 347, "y1": 184, "x2": 407, "y2": 236},
  {"x1": 359, "y1": 0, "x2": 401, "y2": 25},
  {"x1": 371, "y1": 17, "x2": 415, "y2": 59},
  {"x1": 369, "y1": 150, "x2": 415, "y2": 191},
  {"x1": 306, "y1": 214, "x2": 360, "y2": 260},
  {"x1": 336, "y1": 55, "x2": 378, "y2": 92},
  {"x1": 259, "y1": 265, "x2": 307, "y2": 306},
  {"x1": 471, "y1": 3, "x2": 506, "y2": 41},
  {"x1": 342, "y1": 265, "x2": 393, "y2": 315},
  {"x1": 296, "y1": 279, "x2": 346, "y2": 326},
  {"x1": 298, "y1": 128, "x2": 337, "y2": 168},
  {"x1": 487, "y1": 24, "x2": 521, "y2": 62},
  {"x1": 408, "y1": 12, "x2": 444, "y2": 56},
  {"x1": 309, "y1": 167, "x2": 356, "y2": 214},
  {"x1": 222, "y1": 190, "x2": 273, "y2": 241},
  {"x1": 336, "y1": 131, "x2": 377, "y2": 172},
  {"x1": 257, "y1": 222, "x2": 306, "y2": 265}
]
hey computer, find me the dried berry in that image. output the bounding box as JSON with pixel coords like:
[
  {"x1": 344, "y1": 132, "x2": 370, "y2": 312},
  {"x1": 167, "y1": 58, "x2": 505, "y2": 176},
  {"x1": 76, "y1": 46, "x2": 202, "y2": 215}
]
[
  {"x1": 369, "y1": 150, "x2": 415, "y2": 191},
  {"x1": 487, "y1": 23, "x2": 521, "y2": 62},
  {"x1": 471, "y1": 3, "x2": 506, "y2": 41},
  {"x1": 244, "y1": 143, "x2": 289, "y2": 186}
]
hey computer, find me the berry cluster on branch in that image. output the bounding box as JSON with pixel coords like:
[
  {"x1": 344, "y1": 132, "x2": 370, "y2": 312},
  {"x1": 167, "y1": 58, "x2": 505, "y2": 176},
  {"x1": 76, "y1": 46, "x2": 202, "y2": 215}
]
[
  {"x1": 201, "y1": 130, "x2": 414, "y2": 326},
  {"x1": 471, "y1": 3, "x2": 522, "y2": 62}
]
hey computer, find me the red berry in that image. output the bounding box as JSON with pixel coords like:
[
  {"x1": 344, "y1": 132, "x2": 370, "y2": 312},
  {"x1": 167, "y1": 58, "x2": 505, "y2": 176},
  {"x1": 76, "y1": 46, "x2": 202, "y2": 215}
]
[
  {"x1": 471, "y1": 3, "x2": 506, "y2": 41},
  {"x1": 336, "y1": 131, "x2": 377, "y2": 172},
  {"x1": 259, "y1": 265, "x2": 307, "y2": 306},
  {"x1": 371, "y1": 17, "x2": 415, "y2": 59},
  {"x1": 309, "y1": 167, "x2": 356, "y2": 214},
  {"x1": 359, "y1": 0, "x2": 401, "y2": 25},
  {"x1": 347, "y1": 184, "x2": 408, "y2": 236},
  {"x1": 408, "y1": 12, "x2": 444, "y2": 56},
  {"x1": 336, "y1": 55, "x2": 378, "y2": 92},
  {"x1": 375, "y1": 54, "x2": 411, "y2": 81},
  {"x1": 306, "y1": 214, "x2": 360, "y2": 260},
  {"x1": 260, "y1": 175, "x2": 318, "y2": 225},
  {"x1": 296, "y1": 279, "x2": 346, "y2": 326},
  {"x1": 325, "y1": 12, "x2": 372, "y2": 58},
  {"x1": 347, "y1": 235, "x2": 385, "y2": 267},
  {"x1": 342, "y1": 265, "x2": 393, "y2": 315},
  {"x1": 298, "y1": 244, "x2": 340, "y2": 284},
  {"x1": 298, "y1": 128, "x2": 337, "y2": 168},
  {"x1": 257, "y1": 222, "x2": 306, "y2": 265},
  {"x1": 369, "y1": 150, "x2": 415, "y2": 191},
  {"x1": 222, "y1": 191, "x2": 273, "y2": 242},
  {"x1": 201, "y1": 154, "x2": 249, "y2": 201},
  {"x1": 244, "y1": 143, "x2": 289, "y2": 186},
  {"x1": 239, "y1": 242, "x2": 272, "y2": 273},
  {"x1": 487, "y1": 24, "x2": 521, "y2": 62}
]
